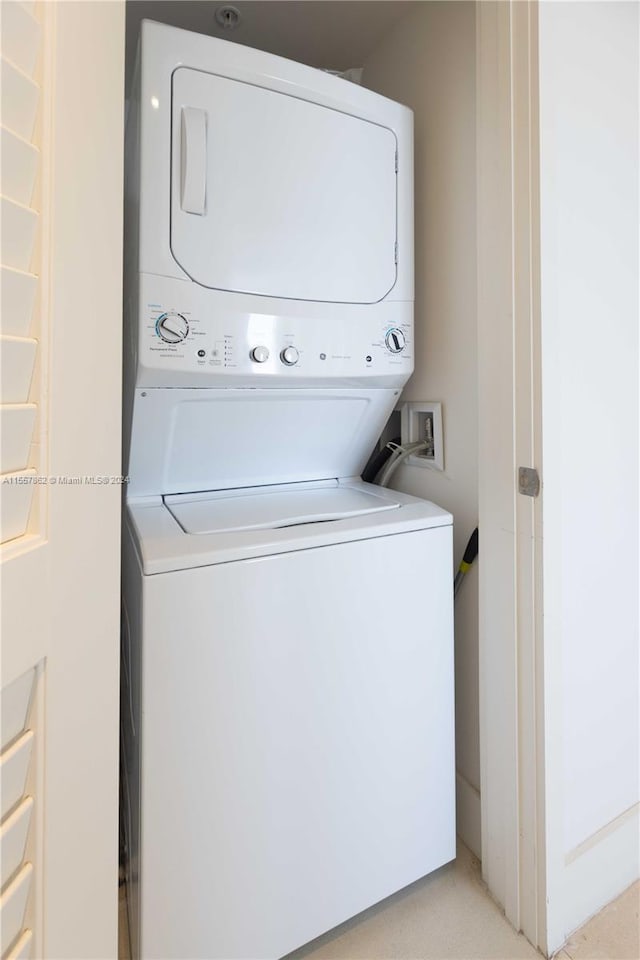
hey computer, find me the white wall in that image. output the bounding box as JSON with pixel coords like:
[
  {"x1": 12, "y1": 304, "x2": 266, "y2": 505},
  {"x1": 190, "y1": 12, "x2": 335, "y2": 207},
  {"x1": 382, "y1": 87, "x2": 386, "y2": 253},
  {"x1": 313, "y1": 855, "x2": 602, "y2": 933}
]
[
  {"x1": 538, "y1": 0, "x2": 639, "y2": 949},
  {"x1": 362, "y1": 2, "x2": 480, "y2": 856}
]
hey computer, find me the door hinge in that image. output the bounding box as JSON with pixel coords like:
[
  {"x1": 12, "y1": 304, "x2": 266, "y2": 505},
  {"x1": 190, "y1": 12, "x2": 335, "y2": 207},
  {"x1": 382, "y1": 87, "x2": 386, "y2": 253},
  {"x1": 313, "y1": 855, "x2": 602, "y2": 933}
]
[
  {"x1": 518, "y1": 466, "x2": 540, "y2": 497},
  {"x1": 394, "y1": 241, "x2": 398, "y2": 264}
]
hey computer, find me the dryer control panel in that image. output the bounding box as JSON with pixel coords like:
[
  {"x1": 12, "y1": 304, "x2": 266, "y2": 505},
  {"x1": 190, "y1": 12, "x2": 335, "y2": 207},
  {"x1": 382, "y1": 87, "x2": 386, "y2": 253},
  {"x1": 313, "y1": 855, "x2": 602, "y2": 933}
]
[{"x1": 137, "y1": 276, "x2": 413, "y2": 389}]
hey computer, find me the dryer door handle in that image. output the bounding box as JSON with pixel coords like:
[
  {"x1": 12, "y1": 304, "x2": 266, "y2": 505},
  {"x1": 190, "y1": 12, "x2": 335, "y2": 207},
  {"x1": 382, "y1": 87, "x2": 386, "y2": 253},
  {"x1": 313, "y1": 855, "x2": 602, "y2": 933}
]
[{"x1": 180, "y1": 107, "x2": 207, "y2": 215}]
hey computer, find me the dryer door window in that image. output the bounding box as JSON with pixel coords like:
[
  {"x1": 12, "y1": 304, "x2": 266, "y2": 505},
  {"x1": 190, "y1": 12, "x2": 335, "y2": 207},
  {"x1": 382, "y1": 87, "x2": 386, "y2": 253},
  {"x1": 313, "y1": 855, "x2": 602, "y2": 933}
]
[{"x1": 170, "y1": 68, "x2": 398, "y2": 304}]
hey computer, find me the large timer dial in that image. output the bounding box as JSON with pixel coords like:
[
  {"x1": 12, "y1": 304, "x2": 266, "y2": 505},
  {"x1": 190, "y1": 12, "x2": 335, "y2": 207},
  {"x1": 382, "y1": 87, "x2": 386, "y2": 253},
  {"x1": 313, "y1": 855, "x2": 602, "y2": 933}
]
[
  {"x1": 385, "y1": 328, "x2": 406, "y2": 353},
  {"x1": 156, "y1": 312, "x2": 189, "y2": 344}
]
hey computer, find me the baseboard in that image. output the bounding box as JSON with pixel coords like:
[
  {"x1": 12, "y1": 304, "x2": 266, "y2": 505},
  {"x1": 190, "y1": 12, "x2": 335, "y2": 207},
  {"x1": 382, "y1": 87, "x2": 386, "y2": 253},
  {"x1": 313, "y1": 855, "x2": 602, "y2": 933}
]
[
  {"x1": 456, "y1": 771, "x2": 481, "y2": 859},
  {"x1": 548, "y1": 802, "x2": 639, "y2": 954}
]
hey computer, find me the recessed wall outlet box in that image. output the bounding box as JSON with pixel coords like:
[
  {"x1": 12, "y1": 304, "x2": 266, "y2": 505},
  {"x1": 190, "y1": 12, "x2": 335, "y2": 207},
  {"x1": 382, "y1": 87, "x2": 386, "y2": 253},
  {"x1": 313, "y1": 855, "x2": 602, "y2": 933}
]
[{"x1": 400, "y1": 401, "x2": 444, "y2": 471}]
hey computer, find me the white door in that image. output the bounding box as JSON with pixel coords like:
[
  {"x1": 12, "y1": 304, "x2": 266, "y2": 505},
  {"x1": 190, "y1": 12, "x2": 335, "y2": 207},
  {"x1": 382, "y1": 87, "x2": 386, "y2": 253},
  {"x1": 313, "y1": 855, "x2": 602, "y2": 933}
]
[
  {"x1": 0, "y1": 3, "x2": 124, "y2": 957},
  {"x1": 170, "y1": 68, "x2": 398, "y2": 303}
]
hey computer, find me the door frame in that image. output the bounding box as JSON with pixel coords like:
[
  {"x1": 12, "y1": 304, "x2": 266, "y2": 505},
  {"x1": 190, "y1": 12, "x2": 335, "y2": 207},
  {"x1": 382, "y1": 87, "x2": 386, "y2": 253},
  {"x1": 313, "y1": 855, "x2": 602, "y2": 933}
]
[{"x1": 476, "y1": 0, "x2": 546, "y2": 951}]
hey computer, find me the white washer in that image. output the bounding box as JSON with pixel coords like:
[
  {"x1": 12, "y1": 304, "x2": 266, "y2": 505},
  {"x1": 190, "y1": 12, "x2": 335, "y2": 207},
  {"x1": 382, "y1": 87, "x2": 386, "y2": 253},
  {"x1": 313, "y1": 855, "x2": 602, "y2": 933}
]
[
  {"x1": 122, "y1": 22, "x2": 455, "y2": 959},
  {"x1": 122, "y1": 480, "x2": 454, "y2": 960}
]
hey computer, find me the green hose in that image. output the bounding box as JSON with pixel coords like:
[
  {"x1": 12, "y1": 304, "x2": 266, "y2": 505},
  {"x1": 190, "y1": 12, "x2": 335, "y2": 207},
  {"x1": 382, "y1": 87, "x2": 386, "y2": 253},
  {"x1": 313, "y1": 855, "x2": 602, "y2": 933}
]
[{"x1": 454, "y1": 527, "x2": 478, "y2": 598}]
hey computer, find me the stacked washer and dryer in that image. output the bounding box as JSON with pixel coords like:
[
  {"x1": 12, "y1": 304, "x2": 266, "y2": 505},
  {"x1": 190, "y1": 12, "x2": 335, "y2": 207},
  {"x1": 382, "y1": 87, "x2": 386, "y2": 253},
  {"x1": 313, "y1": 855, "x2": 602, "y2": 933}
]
[{"x1": 122, "y1": 21, "x2": 455, "y2": 960}]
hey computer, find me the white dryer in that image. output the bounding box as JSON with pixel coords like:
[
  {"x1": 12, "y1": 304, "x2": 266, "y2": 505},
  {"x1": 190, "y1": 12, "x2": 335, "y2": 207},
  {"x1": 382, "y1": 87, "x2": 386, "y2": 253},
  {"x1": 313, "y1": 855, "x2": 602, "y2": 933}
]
[{"x1": 122, "y1": 21, "x2": 455, "y2": 960}]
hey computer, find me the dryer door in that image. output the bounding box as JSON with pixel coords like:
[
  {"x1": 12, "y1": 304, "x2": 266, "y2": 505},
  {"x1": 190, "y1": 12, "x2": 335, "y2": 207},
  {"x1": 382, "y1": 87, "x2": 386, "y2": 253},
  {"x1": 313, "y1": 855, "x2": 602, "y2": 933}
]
[{"x1": 170, "y1": 67, "x2": 398, "y2": 304}]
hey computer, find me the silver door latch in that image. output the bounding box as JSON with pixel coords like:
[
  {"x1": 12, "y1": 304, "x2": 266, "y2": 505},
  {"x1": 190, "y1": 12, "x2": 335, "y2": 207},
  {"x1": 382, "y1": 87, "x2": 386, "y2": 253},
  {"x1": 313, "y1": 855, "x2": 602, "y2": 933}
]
[{"x1": 518, "y1": 467, "x2": 540, "y2": 497}]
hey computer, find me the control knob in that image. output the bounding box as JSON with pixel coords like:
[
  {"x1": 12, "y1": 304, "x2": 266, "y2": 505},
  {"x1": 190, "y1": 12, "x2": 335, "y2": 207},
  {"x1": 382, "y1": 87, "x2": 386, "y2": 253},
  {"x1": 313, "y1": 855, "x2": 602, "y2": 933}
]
[
  {"x1": 250, "y1": 345, "x2": 270, "y2": 363},
  {"x1": 156, "y1": 312, "x2": 189, "y2": 344},
  {"x1": 280, "y1": 346, "x2": 299, "y2": 366},
  {"x1": 385, "y1": 328, "x2": 406, "y2": 353}
]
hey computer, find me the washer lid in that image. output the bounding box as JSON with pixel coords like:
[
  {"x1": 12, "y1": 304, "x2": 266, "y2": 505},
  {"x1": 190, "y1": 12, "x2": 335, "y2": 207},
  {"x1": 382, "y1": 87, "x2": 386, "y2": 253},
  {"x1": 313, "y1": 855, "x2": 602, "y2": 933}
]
[{"x1": 164, "y1": 481, "x2": 400, "y2": 535}]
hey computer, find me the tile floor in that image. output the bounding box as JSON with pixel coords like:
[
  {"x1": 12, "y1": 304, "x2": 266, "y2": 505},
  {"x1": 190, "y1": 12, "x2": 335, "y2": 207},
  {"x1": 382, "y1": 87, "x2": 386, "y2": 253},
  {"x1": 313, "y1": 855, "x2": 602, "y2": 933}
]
[
  {"x1": 555, "y1": 881, "x2": 639, "y2": 960},
  {"x1": 118, "y1": 844, "x2": 639, "y2": 959}
]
